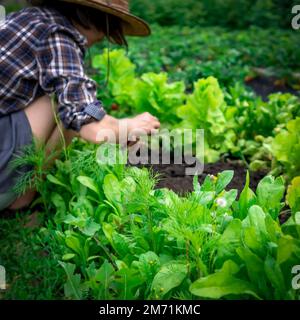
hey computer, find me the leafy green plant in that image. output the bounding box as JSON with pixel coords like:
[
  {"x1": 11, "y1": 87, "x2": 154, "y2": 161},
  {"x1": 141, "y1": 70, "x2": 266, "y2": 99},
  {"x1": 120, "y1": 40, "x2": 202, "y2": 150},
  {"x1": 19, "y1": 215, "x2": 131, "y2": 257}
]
[
  {"x1": 177, "y1": 76, "x2": 236, "y2": 162},
  {"x1": 32, "y1": 140, "x2": 298, "y2": 300},
  {"x1": 272, "y1": 117, "x2": 300, "y2": 180},
  {"x1": 131, "y1": 72, "x2": 186, "y2": 124},
  {"x1": 191, "y1": 205, "x2": 300, "y2": 300},
  {"x1": 92, "y1": 49, "x2": 138, "y2": 116},
  {"x1": 282, "y1": 177, "x2": 300, "y2": 239}
]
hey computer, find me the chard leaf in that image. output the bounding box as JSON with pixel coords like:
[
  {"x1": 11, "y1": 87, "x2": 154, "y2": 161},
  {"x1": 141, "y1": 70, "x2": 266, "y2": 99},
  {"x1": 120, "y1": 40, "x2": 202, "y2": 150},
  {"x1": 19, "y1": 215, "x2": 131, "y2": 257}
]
[
  {"x1": 236, "y1": 247, "x2": 269, "y2": 297},
  {"x1": 103, "y1": 174, "x2": 121, "y2": 204},
  {"x1": 282, "y1": 212, "x2": 300, "y2": 238},
  {"x1": 277, "y1": 235, "x2": 300, "y2": 265},
  {"x1": 190, "y1": 260, "x2": 260, "y2": 299},
  {"x1": 286, "y1": 177, "x2": 300, "y2": 214},
  {"x1": 216, "y1": 219, "x2": 242, "y2": 265},
  {"x1": 77, "y1": 176, "x2": 99, "y2": 195},
  {"x1": 151, "y1": 262, "x2": 188, "y2": 298},
  {"x1": 256, "y1": 175, "x2": 285, "y2": 219},
  {"x1": 264, "y1": 255, "x2": 286, "y2": 299},
  {"x1": 236, "y1": 171, "x2": 257, "y2": 220},
  {"x1": 135, "y1": 251, "x2": 160, "y2": 283},
  {"x1": 215, "y1": 170, "x2": 234, "y2": 194},
  {"x1": 242, "y1": 205, "x2": 267, "y2": 235}
]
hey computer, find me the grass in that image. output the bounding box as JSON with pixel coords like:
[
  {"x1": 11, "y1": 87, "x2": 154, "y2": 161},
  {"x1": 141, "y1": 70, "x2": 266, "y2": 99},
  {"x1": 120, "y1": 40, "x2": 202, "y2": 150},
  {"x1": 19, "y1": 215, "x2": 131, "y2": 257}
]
[{"x1": 0, "y1": 211, "x2": 64, "y2": 300}]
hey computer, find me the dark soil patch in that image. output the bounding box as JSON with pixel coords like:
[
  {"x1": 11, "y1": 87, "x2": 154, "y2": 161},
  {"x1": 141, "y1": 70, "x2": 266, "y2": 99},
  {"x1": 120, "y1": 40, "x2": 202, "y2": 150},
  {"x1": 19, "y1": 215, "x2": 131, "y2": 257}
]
[
  {"x1": 137, "y1": 152, "x2": 291, "y2": 224},
  {"x1": 246, "y1": 76, "x2": 298, "y2": 101},
  {"x1": 137, "y1": 156, "x2": 267, "y2": 195}
]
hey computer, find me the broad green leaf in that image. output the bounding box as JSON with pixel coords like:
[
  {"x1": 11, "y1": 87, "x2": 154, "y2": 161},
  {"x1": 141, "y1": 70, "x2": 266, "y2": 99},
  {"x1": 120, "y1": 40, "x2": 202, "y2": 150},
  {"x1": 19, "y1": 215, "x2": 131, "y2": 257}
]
[
  {"x1": 256, "y1": 175, "x2": 285, "y2": 219},
  {"x1": 82, "y1": 220, "x2": 101, "y2": 237},
  {"x1": 236, "y1": 171, "x2": 257, "y2": 220},
  {"x1": 135, "y1": 252, "x2": 160, "y2": 282},
  {"x1": 133, "y1": 72, "x2": 186, "y2": 124},
  {"x1": 237, "y1": 247, "x2": 269, "y2": 298},
  {"x1": 77, "y1": 176, "x2": 100, "y2": 195},
  {"x1": 114, "y1": 267, "x2": 144, "y2": 300},
  {"x1": 286, "y1": 177, "x2": 300, "y2": 214},
  {"x1": 216, "y1": 219, "x2": 242, "y2": 265},
  {"x1": 282, "y1": 212, "x2": 300, "y2": 238},
  {"x1": 190, "y1": 260, "x2": 260, "y2": 299},
  {"x1": 112, "y1": 233, "x2": 132, "y2": 258},
  {"x1": 215, "y1": 170, "x2": 234, "y2": 194},
  {"x1": 272, "y1": 118, "x2": 300, "y2": 178},
  {"x1": 242, "y1": 205, "x2": 266, "y2": 230},
  {"x1": 102, "y1": 223, "x2": 114, "y2": 243},
  {"x1": 264, "y1": 255, "x2": 286, "y2": 299},
  {"x1": 177, "y1": 77, "x2": 232, "y2": 163},
  {"x1": 277, "y1": 235, "x2": 300, "y2": 265},
  {"x1": 62, "y1": 253, "x2": 76, "y2": 261},
  {"x1": 65, "y1": 234, "x2": 86, "y2": 260},
  {"x1": 51, "y1": 193, "x2": 67, "y2": 224},
  {"x1": 243, "y1": 226, "x2": 262, "y2": 250},
  {"x1": 95, "y1": 260, "x2": 115, "y2": 284},
  {"x1": 103, "y1": 174, "x2": 121, "y2": 205},
  {"x1": 47, "y1": 174, "x2": 71, "y2": 192},
  {"x1": 151, "y1": 262, "x2": 188, "y2": 298},
  {"x1": 59, "y1": 262, "x2": 83, "y2": 300},
  {"x1": 92, "y1": 49, "x2": 137, "y2": 107}
]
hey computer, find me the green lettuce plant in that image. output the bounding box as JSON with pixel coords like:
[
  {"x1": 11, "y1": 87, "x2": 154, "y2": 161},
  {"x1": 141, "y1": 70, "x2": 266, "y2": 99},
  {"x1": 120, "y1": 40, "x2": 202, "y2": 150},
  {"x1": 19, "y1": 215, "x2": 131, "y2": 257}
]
[
  {"x1": 272, "y1": 117, "x2": 300, "y2": 180},
  {"x1": 177, "y1": 76, "x2": 236, "y2": 162}
]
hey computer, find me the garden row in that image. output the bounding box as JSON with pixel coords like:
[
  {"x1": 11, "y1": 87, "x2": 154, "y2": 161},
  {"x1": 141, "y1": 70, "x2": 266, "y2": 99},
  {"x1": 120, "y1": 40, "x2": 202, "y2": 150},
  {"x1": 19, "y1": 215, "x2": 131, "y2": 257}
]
[
  {"x1": 92, "y1": 25, "x2": 300, "y2": 90},
  {"x1": 7, "y1": 47, "x2": 299, "y2": 299},
  {"x1": 91, "y1": 49, "x2": 300, "y2": 183},
  {"x1": 14, "y1": 140, "x2": 300, "y2": 300},
  {"x1": 2, "y1": 25, "x2": 300, "y2": 300}
]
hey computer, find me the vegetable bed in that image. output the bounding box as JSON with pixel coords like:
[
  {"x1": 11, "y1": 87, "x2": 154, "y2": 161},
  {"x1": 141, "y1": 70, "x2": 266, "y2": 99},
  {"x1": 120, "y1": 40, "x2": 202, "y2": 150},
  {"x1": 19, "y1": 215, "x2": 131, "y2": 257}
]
[
  {"x1": 136, "y1": 155, "x2": 267, "y2": 195},
  {"x1": 1, "y1": 24, "x2": 300, "y2": 301}
]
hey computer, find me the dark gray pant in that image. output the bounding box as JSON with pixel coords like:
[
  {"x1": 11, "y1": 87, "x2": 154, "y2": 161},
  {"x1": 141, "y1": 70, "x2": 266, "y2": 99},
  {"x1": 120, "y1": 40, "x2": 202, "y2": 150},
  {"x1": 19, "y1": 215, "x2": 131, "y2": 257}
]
[{"x1": 0, "y1": 110, "x2": 32, "y2": 210}]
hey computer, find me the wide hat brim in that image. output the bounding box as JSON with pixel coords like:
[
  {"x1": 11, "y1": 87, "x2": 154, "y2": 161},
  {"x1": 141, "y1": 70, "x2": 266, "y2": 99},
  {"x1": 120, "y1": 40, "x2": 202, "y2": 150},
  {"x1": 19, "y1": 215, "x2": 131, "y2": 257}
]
[{"x1": 60, "y1": 0, "x2": 151, "y2": 36}]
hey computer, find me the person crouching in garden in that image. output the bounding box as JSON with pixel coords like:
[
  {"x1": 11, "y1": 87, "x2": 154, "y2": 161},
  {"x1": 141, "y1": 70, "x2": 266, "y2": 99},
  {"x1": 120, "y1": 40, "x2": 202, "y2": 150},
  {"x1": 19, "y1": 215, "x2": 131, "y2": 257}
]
[{"x1": 0, "y1": 0, "x2": 161, "y2": 212}]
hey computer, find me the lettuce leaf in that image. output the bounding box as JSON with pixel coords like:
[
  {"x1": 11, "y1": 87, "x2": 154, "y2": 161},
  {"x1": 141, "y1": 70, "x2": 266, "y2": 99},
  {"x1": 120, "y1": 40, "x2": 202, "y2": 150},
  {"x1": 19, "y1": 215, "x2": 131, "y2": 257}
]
[{"x1": 177, "y1": 76, "x2": 236, "y2": 162}]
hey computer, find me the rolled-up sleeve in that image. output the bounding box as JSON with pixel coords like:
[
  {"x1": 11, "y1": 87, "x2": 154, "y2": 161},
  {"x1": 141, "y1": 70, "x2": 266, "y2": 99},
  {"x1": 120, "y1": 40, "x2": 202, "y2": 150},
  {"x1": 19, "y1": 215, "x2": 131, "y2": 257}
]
[{"x1": 36, "y1": 30, "x2": 106, "y2": 131}]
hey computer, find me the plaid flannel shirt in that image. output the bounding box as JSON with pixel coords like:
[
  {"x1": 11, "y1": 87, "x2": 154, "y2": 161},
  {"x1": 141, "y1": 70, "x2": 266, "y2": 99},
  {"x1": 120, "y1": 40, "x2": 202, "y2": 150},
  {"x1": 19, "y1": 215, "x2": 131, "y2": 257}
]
[{"x1": 0, "y1": 7, "x2": 106, "y2": 131}]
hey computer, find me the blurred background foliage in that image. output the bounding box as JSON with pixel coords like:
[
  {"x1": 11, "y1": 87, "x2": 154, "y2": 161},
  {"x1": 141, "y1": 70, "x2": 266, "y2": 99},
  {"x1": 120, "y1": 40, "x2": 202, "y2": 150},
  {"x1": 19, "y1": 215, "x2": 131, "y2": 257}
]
[
  {"x1": 131, "y1": 0, "x2": 298, "y2": 29},
  {"x1": 1, "y1": 0, "x2": 298, "y2": 29}
]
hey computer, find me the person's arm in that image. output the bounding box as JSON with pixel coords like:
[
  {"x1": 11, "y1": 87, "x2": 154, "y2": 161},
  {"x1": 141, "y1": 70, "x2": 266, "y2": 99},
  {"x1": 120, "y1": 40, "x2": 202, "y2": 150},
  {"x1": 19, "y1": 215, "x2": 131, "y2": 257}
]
[
  {"x1": 36, "y1": 30, "x2": 160, "y2": 144},
  {"x1": 36, "y1": 30, "x2": 107, "y2": 131},
  {"x1": 80, "y1": 113, "x2": 161, "y2": 144}
]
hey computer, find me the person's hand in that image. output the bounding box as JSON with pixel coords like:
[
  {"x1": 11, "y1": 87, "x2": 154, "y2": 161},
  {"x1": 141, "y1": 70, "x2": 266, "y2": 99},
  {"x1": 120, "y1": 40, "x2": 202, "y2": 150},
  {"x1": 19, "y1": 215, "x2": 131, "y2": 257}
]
[
  {"x1": 122, "y1": 112, "x2": 161, "y2": 146},
  {"x1": 79, "y1": 113, "x2": 160, "y2": 144},
  {"x1": 122, "y1": 112, "x2": 161, "y2": 139}
]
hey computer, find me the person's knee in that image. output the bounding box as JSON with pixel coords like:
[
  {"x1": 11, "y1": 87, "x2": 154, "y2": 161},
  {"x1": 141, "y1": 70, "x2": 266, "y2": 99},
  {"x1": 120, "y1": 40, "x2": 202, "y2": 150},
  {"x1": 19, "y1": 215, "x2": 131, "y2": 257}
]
[{"x1": 9, "y1": 190, "x2": 36, "y2": 210}]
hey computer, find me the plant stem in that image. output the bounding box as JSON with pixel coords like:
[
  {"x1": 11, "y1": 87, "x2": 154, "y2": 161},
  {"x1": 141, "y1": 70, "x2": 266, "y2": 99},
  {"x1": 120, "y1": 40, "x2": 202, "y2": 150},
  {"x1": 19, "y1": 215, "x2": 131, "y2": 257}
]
[{"x1": 93, "y1": 236, "x2": 118, "y2": 270}]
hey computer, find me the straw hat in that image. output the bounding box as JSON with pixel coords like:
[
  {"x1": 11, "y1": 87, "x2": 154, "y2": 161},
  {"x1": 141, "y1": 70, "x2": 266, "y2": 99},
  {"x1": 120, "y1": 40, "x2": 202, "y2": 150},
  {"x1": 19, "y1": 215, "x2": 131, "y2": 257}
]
[{"x1": 61, "y1": 0, "x2": 151, "y2": 36}]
